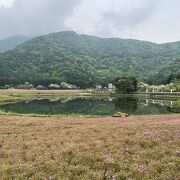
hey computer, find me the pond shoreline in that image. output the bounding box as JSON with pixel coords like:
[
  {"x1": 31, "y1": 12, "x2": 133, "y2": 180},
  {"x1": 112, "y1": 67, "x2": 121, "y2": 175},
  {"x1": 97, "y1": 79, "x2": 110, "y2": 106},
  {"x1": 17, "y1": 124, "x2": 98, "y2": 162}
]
[
  {"x1": 1, "y1": 89, "x2": 180, "y2": 98},
  {"x1": 0, "y1": 114, "x2": 180, "y2": 123},
  {"x1": 0, "y1": 111, "x2": 180, "y2": 118}
]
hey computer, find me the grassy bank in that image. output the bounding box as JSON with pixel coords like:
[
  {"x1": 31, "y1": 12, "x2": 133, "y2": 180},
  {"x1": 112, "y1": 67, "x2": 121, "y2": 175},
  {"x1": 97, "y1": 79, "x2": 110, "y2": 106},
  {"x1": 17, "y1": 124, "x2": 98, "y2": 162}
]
[
  {"x1": 0, "y1": 90, "x2": 90, "y2": 104},
  {"x1": 0, "y1": 115, "x2": 179, "y2": 179},
  {"x1": 0, "y1": 110, "x2": 102, "y2": 118}
]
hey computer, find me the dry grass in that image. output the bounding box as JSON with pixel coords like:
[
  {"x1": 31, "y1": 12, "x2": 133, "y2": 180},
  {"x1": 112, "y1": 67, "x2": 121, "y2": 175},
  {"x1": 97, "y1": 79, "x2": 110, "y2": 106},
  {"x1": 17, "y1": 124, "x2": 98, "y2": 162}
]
[
  {"x1": 0, "y1": 89, "x2": 83, "y2": 94},
  {"x1": 0, "y1": 115, "x2": 180, "y2": 179}
]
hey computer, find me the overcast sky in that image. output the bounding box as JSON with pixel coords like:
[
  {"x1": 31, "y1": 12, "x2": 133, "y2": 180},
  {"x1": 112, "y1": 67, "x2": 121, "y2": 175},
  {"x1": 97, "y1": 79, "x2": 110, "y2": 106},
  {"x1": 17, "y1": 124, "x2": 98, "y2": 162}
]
[{"x1": 0, "y1": 0, "x2": 180, "y2": 43}]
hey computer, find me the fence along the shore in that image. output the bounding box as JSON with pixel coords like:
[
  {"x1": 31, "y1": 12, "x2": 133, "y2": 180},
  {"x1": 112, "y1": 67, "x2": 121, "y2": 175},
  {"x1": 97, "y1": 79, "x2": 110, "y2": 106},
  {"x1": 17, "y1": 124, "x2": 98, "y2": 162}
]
[{"x1": 142, "y1": 89, "x2": 180, "y2": 95}]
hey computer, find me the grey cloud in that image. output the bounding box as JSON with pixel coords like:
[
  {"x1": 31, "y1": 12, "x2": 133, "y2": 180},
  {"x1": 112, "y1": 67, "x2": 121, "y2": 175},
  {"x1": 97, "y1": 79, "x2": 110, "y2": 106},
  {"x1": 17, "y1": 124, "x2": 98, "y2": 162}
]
[
  {"x1": 0, "y1": 0, "x2": 82, "y2": 39},
  {"x1": 97, "y1": 0, "x2": 161, "y2": 36}
]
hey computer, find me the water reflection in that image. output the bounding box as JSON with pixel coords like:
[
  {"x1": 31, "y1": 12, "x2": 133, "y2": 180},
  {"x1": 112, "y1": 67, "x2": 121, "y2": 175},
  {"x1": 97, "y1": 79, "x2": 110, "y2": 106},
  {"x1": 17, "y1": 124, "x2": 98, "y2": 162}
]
[
  {"x1": 114, "y1": 97, "x2": 138, "y2": 114},
  {"x1": 0, "y1": 97, "x2": 179, "y2": 116}
]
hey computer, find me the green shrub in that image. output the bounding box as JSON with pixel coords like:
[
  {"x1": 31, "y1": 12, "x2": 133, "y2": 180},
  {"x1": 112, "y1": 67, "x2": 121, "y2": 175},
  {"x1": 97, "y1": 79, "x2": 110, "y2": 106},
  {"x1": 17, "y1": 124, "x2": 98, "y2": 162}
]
[
  {"x1": 36, "y1": 85, "x2": 47, "y2": 90},
  {"x1": 16, "y1": 82, "x2": 34, "y2": 89}
]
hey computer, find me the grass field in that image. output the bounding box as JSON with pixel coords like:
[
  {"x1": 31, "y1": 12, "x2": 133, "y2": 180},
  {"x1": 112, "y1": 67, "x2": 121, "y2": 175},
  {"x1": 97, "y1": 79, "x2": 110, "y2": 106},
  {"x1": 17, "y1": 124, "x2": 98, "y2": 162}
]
[{"x1": 0, "y1": 114, "x2": 179, "y2": 179}]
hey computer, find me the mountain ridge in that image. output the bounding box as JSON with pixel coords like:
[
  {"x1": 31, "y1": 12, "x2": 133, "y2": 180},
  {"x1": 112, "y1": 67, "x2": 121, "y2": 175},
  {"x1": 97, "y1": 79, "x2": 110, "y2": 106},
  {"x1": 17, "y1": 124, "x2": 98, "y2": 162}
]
[
  {"x1": 0, "y1": 35, "x2": 32, "y2": 52},
  {"x1": 0, "y1": 31, "x2": 179, "y2": 87}
]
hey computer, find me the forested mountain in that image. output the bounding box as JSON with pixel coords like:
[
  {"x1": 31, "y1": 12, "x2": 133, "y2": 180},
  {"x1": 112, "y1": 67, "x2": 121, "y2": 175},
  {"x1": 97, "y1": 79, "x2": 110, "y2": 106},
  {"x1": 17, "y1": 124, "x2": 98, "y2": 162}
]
[
  {"x1": 0, "y1": 31, "x2": 180, "y2": 87},
  {"x1": 0, "y1": 35, "x2": 31, "y2": 52}
]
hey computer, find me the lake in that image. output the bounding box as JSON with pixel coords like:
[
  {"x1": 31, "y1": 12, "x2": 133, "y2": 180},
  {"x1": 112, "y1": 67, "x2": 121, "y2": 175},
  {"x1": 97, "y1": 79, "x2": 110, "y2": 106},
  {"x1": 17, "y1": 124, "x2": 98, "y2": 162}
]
[{"x1": 0, "y1": 96, "x2": 179, "y2": 116}]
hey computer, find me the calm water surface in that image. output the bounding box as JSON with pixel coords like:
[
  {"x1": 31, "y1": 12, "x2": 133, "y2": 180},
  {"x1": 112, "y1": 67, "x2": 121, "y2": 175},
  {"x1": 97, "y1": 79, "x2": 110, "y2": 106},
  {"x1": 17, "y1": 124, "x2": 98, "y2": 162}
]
[{"x1": 0, "y1": 97, "x2": 179, "y2": 116}]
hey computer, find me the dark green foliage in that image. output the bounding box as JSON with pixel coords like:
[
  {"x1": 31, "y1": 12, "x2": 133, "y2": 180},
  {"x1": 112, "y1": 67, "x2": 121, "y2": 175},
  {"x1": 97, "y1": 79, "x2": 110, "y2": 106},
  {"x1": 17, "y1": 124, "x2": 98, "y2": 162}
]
[
  {"x1": 0, "y1": 31, "x2": 180, "y2": 87},
  {"x1": 115, "y1": 77, "x2": 137, "y2": 93},
  {"x1": 166, "y1": 73, "x2": 180, "y2": 84}
]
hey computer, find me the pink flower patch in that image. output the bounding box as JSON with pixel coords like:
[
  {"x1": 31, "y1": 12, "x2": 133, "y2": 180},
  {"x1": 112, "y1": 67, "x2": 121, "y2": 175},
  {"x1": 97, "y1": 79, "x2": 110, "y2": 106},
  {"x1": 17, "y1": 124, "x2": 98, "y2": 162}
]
[
  {"x1": 138, "y1": 164, "x2": 148, "y2": 173},
  {"x1": 144, "y1": 131, "x2": 156, "y2": 138}
]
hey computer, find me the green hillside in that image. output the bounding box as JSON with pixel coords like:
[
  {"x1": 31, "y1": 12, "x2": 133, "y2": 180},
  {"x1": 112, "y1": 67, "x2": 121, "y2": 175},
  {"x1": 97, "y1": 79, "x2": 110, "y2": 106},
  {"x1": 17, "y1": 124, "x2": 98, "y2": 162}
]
[
  {"x1": 0, "y1": 35, "x2": 31, "y2": 52},
  {"x1": 0, "y1": 31, "x2": 179, "y2": 87}
]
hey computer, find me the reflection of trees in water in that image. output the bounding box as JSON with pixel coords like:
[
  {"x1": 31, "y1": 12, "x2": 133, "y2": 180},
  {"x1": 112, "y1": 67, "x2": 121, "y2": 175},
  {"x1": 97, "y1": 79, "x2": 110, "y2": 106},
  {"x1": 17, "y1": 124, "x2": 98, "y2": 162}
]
[
  {"x1": 113, "y1": 97, "x2": 180, "y2": 115},
  {"x1": 167, "y1": 103, "x2": 180, "y2": 113},
  {"x1": 134, "y1": 104, "x2": 169, "y2": 115},
  {"x1": 114, "y1": 98, "x2": 138, "y2": 114},
  {"x1": 137, "y1": 99, "x2": 180, "y2": 114},
  {"x1": 0, "y1": 97, "x2": 179, "y2": 116},
  {"x1": 0, "y1": 98, "x2": 115, "y2": 116},
  {"x1": 138, "y1": 99, "x2": 175, "y2": 107}
]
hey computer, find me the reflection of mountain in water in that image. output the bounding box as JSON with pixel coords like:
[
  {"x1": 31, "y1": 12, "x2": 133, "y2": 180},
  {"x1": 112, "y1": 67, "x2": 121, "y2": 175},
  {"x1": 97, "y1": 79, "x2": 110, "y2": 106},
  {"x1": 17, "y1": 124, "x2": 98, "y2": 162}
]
[
  {"x1": 114, "y1": 98, "x2": 138, "y2": 114},
  {"x1": 0, "y1": 97, "x2": 179, "y2": 116},
  {"x1": 0, "y1": 98, "x2": 115, "y2": 116}
]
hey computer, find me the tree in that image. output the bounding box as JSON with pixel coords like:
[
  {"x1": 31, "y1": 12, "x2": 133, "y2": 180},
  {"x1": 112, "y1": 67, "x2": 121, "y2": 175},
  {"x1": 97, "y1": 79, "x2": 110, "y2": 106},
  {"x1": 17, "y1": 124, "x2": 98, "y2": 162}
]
[
  {"x1": 115, "y1": 77, "x2": 137, "y2": 93},
  {"x1": 167, "y1": 73, "x2": 180, "y2": 84},
  {"x1": 137, "y1": 82, "x2": 149, "y2": 91}
]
